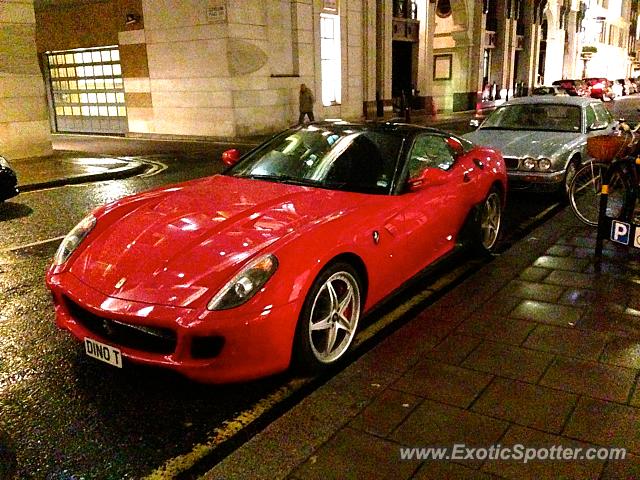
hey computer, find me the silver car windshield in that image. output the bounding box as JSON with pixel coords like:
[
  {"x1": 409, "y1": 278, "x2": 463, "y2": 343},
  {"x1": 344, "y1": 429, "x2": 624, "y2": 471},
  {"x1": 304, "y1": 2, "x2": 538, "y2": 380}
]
[{"x1": 480, "y1": 104, "x2": 581, "y2": 133}]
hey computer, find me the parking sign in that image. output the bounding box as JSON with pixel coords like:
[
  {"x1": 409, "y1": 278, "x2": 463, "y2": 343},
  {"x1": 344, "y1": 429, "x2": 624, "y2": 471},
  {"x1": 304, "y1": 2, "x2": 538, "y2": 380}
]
[{"x1": 611, "y1": 220, "x2": 631, "y2": 245}]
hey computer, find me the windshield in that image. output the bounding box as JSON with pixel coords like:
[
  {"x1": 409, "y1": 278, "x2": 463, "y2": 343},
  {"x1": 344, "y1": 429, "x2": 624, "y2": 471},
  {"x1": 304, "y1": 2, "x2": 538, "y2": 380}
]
[
  {"x1": 226, "y1": 125, "x2": 403, "y2": 194},
  {"x1": 480, "y1": 104, "x2": 582, "y2": 133}
]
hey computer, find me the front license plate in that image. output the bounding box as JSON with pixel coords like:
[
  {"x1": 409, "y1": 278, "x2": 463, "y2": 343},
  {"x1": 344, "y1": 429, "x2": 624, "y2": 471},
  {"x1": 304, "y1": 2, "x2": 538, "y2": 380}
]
[{"x1": 84, "y1": 337, "x2": 123, "y2": 368}]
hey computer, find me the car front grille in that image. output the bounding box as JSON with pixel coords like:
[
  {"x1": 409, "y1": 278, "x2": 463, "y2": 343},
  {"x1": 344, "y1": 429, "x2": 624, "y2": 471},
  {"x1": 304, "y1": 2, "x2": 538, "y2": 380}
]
[
  {"x1": 64, "y1": 296, "x2": 177, "y2": 354},
  {"x1": 503, "y1": 157, "x2": 519, "y2": 170}
]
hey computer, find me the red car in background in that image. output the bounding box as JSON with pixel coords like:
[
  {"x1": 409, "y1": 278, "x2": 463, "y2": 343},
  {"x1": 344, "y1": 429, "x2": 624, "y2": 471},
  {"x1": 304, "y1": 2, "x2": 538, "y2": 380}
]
[
  {"x1": 583, "y1": 77, "x2": 615, "y2": 101},
  {"x1": 46, "y1": 121, "x2": 507, "y2": 383},
  {"x1": 551, "y1": 79, "x2": 587, "y2": 97}
]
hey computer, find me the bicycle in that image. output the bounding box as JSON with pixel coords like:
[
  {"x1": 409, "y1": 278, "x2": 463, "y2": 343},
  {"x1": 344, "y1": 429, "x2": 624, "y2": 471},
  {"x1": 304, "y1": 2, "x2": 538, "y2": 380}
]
[{"x1": 568, "y1": 123, "x2": 640, "y2": 226}]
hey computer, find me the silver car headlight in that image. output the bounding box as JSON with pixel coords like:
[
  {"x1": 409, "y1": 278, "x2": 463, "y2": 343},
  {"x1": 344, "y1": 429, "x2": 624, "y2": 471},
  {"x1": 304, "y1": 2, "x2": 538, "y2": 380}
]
[
  {"x1": 207, "y1": 254, "x2": 279, "y2": 311},
  {"x1": 522, "y1": 157, "x2": 536, "y2": 170},
  {"x1": 0, "y1": 156, "x2": 10, "y2": 169},
  {"x1": 537, "y1": 158, "x2": 552, "y2": 171},
  {"x1": 53, "y1": 214, "x2": 97, "y2": 266}
]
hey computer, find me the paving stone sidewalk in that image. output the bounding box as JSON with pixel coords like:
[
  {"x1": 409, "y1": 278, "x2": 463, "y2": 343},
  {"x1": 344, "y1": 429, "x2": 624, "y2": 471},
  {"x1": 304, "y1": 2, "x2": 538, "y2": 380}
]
[{"x1": 204, "y1": 207, "x2": 640, "y2": 480}]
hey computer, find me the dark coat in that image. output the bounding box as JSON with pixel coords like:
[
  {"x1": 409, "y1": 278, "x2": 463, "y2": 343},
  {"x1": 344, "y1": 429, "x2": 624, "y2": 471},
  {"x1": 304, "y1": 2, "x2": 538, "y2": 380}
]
[{"x1": 299, "y1": 87, "x2": 315, "y2": 112}]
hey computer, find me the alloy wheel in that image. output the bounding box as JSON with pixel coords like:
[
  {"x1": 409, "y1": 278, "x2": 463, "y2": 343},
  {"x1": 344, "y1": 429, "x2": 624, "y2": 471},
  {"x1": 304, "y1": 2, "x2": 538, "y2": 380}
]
[
  {"x1": 307, "y1": 271, "x2": 361, "y2": 364},
  {"x1": 480, "y1": 191, "x2": 502, "y2": 251}
]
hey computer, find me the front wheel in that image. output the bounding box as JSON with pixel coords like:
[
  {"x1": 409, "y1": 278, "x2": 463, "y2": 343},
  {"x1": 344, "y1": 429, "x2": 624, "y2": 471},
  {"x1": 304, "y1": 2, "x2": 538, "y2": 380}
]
[
  {"x1": 568, "y1": 162, "x2": 632, "y2": 226},
  {"x1": 563, "y1": 159, "x2": 580, "y2": 196},
  {"x1": 293, "y1": 262, "x2": 362, "y2": 373}
]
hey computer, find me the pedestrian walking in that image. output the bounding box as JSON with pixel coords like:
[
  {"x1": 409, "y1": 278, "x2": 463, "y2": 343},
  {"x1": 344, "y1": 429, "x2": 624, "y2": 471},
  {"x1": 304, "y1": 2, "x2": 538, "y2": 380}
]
[{"x1": 298, "y1": 83, "x2": 315, "y2": 124}]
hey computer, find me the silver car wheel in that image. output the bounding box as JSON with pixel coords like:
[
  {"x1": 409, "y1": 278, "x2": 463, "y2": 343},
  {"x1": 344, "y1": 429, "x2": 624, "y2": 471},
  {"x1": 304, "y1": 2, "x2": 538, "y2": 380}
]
[
  {"x1": 307, "y1": 271, "x2": 361, "y2": 364},
  {"x1": 564, "y1": 160, "x2": 578, "y2": 193},
  {"x1": 480, "y1": 191, "x2": 502, "y2": 250}
]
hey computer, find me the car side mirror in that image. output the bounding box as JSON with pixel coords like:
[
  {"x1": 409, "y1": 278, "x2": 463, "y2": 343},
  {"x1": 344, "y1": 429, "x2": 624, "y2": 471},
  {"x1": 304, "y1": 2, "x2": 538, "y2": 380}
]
[
  {"x1": 446, "y1": 137, "x2": 465, "y2": 157},
  {"x1": 407, "y1": 168, "x2": 449, "y2": 192},
  {"x1": 222, "y1": 148, "x2": 241, "y2": 166}
]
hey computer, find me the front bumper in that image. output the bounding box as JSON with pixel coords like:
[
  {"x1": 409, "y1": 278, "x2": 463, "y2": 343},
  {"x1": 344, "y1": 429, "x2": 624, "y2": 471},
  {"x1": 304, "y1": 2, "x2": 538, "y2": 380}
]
[
  {"x1": 507, "y1": 169, "x2": 565, "y2": 193},
  {"x1": 46, "y1": 271, "x2": 300, "y2": 383}
]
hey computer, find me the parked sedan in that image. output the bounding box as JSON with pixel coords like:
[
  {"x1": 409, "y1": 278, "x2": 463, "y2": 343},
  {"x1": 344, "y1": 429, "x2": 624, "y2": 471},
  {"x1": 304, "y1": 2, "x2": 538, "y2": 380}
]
[
  {"x1": 464, "y1": 96, "x2": 615, "y2": 193},
  {"x1": 47, "y1": 121, "x2": 507, "y2": 383},
  {"x1": 0, "y1": 155, "x2": 18, "y2": 202}
]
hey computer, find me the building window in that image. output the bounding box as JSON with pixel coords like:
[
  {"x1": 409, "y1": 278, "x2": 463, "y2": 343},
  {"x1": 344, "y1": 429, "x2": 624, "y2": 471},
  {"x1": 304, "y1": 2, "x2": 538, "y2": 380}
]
[
  {"x1": 320, "y1": 13, "x2": 341, "y2": 106},
  {"x1": 599, "y1": 23, "x2": 607, "y2": 43}
]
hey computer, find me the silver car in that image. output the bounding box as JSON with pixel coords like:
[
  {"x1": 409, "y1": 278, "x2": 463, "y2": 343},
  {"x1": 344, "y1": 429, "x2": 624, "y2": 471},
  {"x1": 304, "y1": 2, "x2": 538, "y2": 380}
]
[{"x1": 464, "y1": 96, "x2": 616, "y2": 193}]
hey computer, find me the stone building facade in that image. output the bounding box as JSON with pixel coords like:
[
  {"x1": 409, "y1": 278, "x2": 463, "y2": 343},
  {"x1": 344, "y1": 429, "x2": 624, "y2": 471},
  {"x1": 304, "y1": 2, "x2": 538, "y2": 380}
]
[
  {"x1": 2, "y1": 0, "x2": 639, "y2": 158},
  {"x1": 1, "y1": 0, "x2": 52, "y2": 159}
]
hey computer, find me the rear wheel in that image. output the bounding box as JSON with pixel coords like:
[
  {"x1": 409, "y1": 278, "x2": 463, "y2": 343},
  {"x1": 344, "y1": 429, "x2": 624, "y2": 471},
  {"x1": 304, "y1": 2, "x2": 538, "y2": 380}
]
[
  {"x1": 568, "y1": 162, "x2": 632, "y2": 226},
  {"x1": 474, "y1": 188, "x2": 502, "y2": 254},
  {"x1": 293, "y1": 262, "x2": 362, "y2": 373}
]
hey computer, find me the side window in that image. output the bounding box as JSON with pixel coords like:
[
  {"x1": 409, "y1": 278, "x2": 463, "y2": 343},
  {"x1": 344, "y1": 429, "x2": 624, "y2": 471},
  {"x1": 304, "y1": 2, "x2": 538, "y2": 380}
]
[
  {"x1": 585, "y1": 106, "x2": 597, "y2": 128},
  {"x1": 407, "y1": 134, "x2": 456, "y2": 178},
  {"x1": 593, "y1": 103, "x2": 613, "y2": 125}
]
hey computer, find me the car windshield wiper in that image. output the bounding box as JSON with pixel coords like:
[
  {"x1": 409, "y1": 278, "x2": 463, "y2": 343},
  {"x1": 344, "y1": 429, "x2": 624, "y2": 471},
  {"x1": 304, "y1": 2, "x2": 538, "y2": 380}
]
[
  {"x1": 480, "y1": 126, "x2": 529, "y2": 131},
  {"x1": 241, "y1": 174, "x2": 319, "y2": 187}
]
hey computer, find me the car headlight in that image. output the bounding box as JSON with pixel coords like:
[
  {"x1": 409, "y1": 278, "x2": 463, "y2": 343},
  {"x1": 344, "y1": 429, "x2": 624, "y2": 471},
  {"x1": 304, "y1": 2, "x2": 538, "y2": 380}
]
[
  {"x1": 53, "y1": 214, "x2": 97, "y2": 266},
  {"x1": 538, "y1": 158, "x2": 552, "y2": 171},
  {"x1": 522, "y1": 157, "x2": 536, "y2": 170},
  {"x1": 0, "y1": 156, "x2": 10, "y2": 169},
  {"x1": 207, "y1": 254, "x2": 279, "y2": 310}
]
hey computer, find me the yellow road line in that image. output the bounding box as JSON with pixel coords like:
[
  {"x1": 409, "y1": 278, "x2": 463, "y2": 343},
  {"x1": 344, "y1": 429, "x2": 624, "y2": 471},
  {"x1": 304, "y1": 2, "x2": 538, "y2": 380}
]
[{"x1": 143, "y1": 378, "x2": 307, "y2": 479}]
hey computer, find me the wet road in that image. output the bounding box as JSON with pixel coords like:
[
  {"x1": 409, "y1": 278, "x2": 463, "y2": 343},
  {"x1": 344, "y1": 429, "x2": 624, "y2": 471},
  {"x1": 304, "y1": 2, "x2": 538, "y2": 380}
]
[{"x1": 0, "y1": 130, "x2": 561, "y2": 478}]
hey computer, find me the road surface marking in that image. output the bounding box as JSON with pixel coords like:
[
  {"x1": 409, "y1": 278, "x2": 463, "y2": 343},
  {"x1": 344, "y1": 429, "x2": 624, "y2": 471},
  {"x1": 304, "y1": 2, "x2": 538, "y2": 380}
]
[{"x1": 143, "y1": 379, "x2": 308, "y2": 479}]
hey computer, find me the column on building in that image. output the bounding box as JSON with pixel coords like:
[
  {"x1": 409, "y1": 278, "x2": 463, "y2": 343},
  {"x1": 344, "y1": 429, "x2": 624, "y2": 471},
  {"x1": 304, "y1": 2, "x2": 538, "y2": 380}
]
[
  {"x1": 362, "y1": 0, "x2": 379, "y2": 117},
  {"x1": 515, "y1": 0, "x2": 540, "y2": 93},
  {"x1": 1, "y1": 0, "x2": 52, "y2": 159},
  {"x1": 376, "y1": 1, "x2": 394, "y2": 115},
  {"x1": 491, "y1": 0, "x2": 518, "y2": 100},
  {"x1": 118, "y1": 7, "x2": 152, "y2": 136},
  {"x1": 562, "y1": 7, "x2": 579, "y2": 79},
  {"x1": 415, "y1": 0, "x2": 436, "y2": 114},
  {"x1": 543, "y1": 1, "x2": 565, "y2": 84},
  {"x1": 429, "y1": 1, "x2": 482, "y2": 113},
  {"x1": 340, "y1": 0, "x2": 365, "y2": 119}
]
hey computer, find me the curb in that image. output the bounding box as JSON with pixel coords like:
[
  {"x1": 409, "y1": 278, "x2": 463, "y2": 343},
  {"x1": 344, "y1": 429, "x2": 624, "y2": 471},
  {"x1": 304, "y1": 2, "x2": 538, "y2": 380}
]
[{"x1": 17, "y1": 161, "x2": 148, "y2": 193}]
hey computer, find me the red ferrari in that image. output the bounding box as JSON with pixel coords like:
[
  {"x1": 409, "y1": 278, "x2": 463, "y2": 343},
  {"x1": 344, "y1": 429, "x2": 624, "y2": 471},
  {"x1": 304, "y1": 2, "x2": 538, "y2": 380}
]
[{"x1": 46, "y1": 121, "x2": 506, "y2": 383}]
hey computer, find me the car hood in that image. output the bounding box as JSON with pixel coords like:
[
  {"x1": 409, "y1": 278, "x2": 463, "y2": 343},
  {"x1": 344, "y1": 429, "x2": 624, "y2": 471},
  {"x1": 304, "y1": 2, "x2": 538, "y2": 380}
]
[
  {"x1": 69, "y1": 175, "x2": 363, "y2": 309},
  {"x1": 464, "y1": 129, "x2": 580, "y2": 159}
]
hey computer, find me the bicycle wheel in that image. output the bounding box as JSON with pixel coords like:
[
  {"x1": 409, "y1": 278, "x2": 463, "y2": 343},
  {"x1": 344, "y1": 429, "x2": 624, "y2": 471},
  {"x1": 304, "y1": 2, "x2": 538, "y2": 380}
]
[{"x1": 568, "y1": 162, "x2": 632, "y2": 226}]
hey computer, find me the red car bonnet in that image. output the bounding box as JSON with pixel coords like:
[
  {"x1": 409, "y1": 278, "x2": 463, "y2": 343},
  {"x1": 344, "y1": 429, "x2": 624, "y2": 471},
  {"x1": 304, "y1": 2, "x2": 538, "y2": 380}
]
[{"x1": 68, "y1": 175, "x2": 365, "y2": 308}]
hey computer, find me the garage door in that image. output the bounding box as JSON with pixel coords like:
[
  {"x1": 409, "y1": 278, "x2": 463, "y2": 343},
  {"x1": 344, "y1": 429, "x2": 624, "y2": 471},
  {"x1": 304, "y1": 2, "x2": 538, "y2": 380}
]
[{"x1": 45, "y1": 46, "x2": 128, "y2": 134}]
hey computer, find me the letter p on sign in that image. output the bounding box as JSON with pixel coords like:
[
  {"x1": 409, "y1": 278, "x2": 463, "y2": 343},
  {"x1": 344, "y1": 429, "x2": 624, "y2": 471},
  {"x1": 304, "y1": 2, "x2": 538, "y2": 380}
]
[{"x1": 611, "y1": 220, "x2": 631, "y2": 245}]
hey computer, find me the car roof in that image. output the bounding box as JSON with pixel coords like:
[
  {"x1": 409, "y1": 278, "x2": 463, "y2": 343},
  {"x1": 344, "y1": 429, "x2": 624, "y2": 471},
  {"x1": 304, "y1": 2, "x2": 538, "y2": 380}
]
[
  {"x1": 311, "y1": 120, "x2": 443, "y2": 136},
  {"x1": 500, "y1": 96, "x2": 600, "y2": 107}
]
